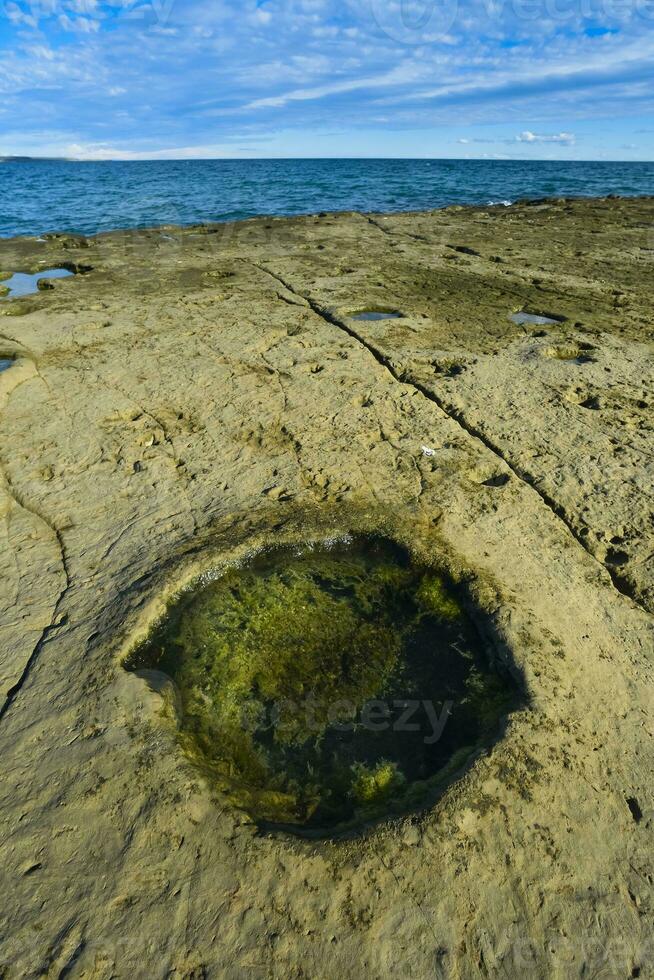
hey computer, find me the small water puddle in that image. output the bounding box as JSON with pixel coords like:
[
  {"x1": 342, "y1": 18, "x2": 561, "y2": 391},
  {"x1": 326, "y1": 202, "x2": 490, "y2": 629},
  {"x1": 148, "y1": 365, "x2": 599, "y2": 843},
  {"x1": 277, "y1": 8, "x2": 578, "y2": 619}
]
[
  {"x1": 351, "y1": 310, "x2": 403, "y2": 322},
  {"x1": 124, "y1": 536, "x2": 522, "y2": 836},
  {"x1": 510, "y1": 310, "x2": 565, "y2": 326},
  {"x1": 0, "y1": 267, "x2": 74, "y2": 299},
  {"x1": 0, "y1": 358, "x2": 13, "y2": 373}
]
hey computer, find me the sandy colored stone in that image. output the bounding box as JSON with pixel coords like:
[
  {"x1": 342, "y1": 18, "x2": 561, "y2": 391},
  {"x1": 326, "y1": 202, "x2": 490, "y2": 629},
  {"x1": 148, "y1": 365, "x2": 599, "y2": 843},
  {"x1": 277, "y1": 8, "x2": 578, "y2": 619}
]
[{"x1": 0, "y1": 198, "x2": 652, "y2": 978}]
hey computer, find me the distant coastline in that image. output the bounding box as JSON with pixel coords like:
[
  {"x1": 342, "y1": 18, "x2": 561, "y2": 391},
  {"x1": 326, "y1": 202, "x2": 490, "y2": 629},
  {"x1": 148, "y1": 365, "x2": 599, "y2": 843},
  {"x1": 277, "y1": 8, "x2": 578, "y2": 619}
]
[{"x1": 0, "y1": 155, "x2": 76, "y2": 163}]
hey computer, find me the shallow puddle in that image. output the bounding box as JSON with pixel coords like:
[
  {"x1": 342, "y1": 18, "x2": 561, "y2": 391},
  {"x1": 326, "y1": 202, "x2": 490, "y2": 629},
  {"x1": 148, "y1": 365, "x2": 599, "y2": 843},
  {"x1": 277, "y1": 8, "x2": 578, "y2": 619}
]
[
  {"x1": 0, "y1": 267, "x2": 74, "y2": 298},
  {"x1": 125, "y1": 536, "x2": 521, "y2": 835},
  {"x1": 351, "y1": 311, "x2": 403, "y2": 321},
  {"x1": 510, "y1": 310, "x2": 565, "y2": 326},
  {"x1": 0, "y1": 358, "x2": 13, "y2": 373}
]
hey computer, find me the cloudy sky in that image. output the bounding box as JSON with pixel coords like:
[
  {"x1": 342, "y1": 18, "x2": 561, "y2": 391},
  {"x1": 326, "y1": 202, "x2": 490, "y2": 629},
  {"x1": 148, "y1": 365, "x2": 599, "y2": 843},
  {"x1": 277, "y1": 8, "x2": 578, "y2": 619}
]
[{"x1": 1, "y1": 0, "x2": 653, "y2": 159}]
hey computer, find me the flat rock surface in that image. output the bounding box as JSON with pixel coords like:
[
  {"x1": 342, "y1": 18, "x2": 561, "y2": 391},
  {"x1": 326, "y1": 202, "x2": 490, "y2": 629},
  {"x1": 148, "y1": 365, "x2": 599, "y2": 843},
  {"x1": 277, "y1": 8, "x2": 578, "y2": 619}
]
[{"x1": 0, "y1": 197, "x2": 652, "y2": 978}]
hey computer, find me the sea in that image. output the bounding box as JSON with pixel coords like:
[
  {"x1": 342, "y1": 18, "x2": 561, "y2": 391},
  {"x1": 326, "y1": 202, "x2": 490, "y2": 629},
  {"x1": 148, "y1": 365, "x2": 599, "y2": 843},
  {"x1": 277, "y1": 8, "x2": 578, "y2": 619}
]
[{"x1": 1, "y1": 158, "x2": 653, "y2": 238}]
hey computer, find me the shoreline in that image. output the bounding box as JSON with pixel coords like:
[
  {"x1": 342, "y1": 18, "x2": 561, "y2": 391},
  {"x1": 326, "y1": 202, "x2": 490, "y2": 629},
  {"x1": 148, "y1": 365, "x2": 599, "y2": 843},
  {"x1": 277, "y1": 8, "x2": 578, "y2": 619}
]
[
  {"x1": 0, "y1": 195, "x2": 652, "y2": 976},
  {"x1": 1, "y1": 190, "x2": 654, "y2": 243}
]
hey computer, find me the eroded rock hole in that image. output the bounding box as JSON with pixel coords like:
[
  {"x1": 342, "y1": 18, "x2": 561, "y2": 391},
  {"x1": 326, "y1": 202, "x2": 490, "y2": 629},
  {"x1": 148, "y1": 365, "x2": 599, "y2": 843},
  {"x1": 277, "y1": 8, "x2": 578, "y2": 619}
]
[
  {"x1": 0, "y1": 267, "x2": 75, "y2": 299},
  {"x1": 510, "y1": 310, "x2": 566, "y2": 326},
  {"x1": 580, "y1": 395, "x2": 601, "y2": 410},
  {"x1": 351, "y1": 310, "x2": 403, "y2": 322},
  {"x1": 548, "y1": 342, "x2": 597, "y2": 364},
  {"x1": 482, "y1": 473, "x2": 510, "y2": 488},
  {"x1": 626, "y1": 796, "x2": 643, "y2": 823},
  {"x1": 447, "y1": 244, "x2": 481, "y2": 257},
  {"x1": 124, "y1": 536, "x2": 521, "y2": 835}
]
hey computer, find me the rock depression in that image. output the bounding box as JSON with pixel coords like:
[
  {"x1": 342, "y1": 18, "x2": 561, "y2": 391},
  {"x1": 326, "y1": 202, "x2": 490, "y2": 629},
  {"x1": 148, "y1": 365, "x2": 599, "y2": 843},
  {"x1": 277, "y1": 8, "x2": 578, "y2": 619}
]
[{"x1": 0, "y1": 197, "x2": 652, "y2": 978}]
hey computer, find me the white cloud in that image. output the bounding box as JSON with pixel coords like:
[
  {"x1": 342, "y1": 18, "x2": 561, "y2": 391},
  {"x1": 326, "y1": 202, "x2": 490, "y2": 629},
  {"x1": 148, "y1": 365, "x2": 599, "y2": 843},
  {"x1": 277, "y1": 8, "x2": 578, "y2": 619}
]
[
  {"x1": 5, "y1": 2, "x2": 37, "y2": 28},
  {"x1": 251, "y1": 7, "x2": 272, "y2": 24},
  {"x1": 58, "y1": 14, "x2": 100, "y2": 33},
  {"x1": 456, "y1": 130, "x2": 576, "y2": 146},
  {"x1": 244, "y1": 61, "x2": 433, "y2": 110},
  {"x1": 1, "y1": 0, "x2": 653, "y2": 160},
  {"x1": 67, "y1": 0, "x2": 99, "y2": 12},
  {"x1": 517, "y1": 130, "x2": 575, "y2": 143},
  {"x1": 63, "y1": 140, "x2": 270, "y2": 160}
]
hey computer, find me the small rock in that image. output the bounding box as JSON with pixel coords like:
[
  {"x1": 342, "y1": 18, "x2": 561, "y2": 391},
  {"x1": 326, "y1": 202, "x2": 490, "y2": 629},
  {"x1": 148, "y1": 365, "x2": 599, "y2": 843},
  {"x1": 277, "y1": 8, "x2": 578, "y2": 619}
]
[
  {"x1": 403, "y1": 824, "x2": 421, "y2": 846},
  {"x1": 263, "y1": 485, "x2": 293, "y2": 501},
  {"x1": 21, "y1": 861, "x2": 42, "y2": 876}
]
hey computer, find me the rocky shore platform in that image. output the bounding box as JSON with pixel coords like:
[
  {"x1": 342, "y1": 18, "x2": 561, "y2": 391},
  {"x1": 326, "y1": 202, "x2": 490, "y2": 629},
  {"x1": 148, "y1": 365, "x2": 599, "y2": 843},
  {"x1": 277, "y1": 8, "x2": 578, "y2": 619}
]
[{"x1": 0, "y1": 197, "x2": 652, "y2": 978}]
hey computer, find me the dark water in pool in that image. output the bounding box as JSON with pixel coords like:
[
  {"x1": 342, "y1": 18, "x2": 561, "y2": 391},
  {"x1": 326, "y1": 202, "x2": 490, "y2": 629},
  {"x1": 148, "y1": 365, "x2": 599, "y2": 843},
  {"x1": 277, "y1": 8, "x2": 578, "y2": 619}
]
[
  {"x1": 1, "y1": 158, "x2": 653, "y2": 237},
  {"x1": 125, "y1": 536, "x2": 522, "y2": 834}
]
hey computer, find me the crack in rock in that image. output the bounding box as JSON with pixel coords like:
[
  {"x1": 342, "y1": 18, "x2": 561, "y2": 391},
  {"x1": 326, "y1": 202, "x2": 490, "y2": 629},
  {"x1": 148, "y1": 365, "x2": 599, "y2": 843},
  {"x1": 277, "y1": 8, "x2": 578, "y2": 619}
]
[{"x1": 252, "y1": 262, "x2": 650, "y2": 618}]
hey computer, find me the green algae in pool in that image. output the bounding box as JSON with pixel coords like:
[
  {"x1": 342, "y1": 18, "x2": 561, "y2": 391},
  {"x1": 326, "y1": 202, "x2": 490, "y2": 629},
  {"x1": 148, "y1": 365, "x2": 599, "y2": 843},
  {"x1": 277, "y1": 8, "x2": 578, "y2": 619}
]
[{"x1": 125, "y1": 537, "x2": 519, "y2": 833}]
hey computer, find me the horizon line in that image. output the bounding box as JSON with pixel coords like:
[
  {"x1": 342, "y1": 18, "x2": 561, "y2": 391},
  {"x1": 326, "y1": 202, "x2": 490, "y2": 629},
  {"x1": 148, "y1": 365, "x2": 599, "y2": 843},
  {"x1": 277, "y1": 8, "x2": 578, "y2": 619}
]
[{"x1": 2, "y1": 155, "x2": 654, "y2": 164}]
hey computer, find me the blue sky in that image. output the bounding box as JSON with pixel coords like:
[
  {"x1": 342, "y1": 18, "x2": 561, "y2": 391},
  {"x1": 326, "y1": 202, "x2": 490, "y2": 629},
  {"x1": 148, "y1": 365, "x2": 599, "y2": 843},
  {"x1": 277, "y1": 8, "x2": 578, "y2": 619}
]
[{"x1": 1, "y1": 0, "x2": 653, "y2": 159}]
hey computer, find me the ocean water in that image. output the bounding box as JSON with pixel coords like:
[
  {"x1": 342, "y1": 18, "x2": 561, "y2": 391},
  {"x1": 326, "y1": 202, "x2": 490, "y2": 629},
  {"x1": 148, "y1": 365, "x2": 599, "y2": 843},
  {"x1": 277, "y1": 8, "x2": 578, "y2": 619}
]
[{"x1": 1, "y1": 158, "x2": 653, "y2": 238}]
